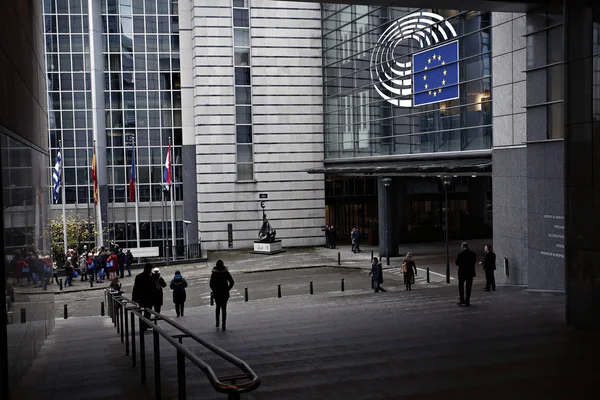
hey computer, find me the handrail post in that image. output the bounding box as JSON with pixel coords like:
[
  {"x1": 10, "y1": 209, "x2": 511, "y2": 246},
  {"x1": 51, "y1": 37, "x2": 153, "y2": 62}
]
[
  {"x1": 131, "y1": 312, "x2": 136, "y2": 367},
  {"x1": 124, "y1": 307, "x2": 129, "y2": 355},
  {"x1": 177, "y1": 337, "x2": 186, "y2": 400},
  {"x1": 120, "y1": 304, "x2": 125, "y2": 344},
  {"x1": 140, "y1": 318, "x2": 146, "y2": 384},
  {"x1": 153, "y1": 330, "x2": 162, "y2": 399}
]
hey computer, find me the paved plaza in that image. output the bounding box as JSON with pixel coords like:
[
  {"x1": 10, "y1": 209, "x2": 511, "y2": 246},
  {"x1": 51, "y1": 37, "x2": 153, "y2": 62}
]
[{"x1": 14, "y1": 280, "x2": 599, "y2": 400}]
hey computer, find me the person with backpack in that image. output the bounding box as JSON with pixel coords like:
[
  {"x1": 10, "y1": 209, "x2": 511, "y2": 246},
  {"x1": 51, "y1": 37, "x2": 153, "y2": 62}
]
[
  {"x1": 64, "y1": 257, "x2": 74, "y2": 287},
  {"x1": 170, "y1": 270, "x2": 188, "y2": 317},
  {"x1": 86, "y1": 253, "x2": 95, "y2": 282}
]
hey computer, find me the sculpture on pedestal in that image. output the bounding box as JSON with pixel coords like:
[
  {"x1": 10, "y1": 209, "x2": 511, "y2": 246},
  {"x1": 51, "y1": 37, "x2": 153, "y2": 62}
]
[{"x1": 258, "y1": 201, "x2": 277, "y2": 243}]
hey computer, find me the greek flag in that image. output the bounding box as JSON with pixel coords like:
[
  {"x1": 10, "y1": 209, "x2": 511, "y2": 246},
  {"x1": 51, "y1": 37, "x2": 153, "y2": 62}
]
[{"x1": 52, "y1": 150, "x2": 62, "y2": 204}]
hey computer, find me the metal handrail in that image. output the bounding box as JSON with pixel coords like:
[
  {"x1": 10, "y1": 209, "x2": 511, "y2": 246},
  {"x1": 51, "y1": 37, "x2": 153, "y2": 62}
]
[{"x1": 106, "y1": 289, "x2": 260, "y2": 399}]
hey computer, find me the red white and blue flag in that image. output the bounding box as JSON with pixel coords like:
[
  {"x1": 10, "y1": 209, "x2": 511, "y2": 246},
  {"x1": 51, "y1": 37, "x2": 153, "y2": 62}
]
[
  {"x1": 129, "y1": 143, "x2": 136, "y2": 201},
  {"x1": 163, "y1": 143, "x2": 172, "y2": 190}
]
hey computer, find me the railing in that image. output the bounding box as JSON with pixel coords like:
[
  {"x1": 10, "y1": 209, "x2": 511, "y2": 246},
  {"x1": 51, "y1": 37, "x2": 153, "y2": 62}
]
[{"x1": 106, "y1": 289, "x2": 260, "y2": 400}]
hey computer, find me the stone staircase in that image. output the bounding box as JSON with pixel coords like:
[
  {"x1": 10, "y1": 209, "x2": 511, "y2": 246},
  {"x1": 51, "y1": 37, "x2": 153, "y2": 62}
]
[{"x1": 13, "y1": 284, "x2": 599, "y2": 400}]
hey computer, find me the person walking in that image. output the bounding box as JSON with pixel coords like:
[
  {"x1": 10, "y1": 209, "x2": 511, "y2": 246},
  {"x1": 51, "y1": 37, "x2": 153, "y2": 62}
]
[
  {"x1": 369, "y1": 257, "x2": 385, "y2": 293},
  {"x1": 456, "y1": 242, "x2": 477, "y2": 307},
  {"x1": 125, "y1": 249, "x2": 133, "y2": 277},
  {"x1": 352, "y1": 227, "x2": 361, "y2": 253},
  {"x1": 210, "y1": 260, "x2": 235, "y2": 331},
  {"x1": 480, "y1": 244, "x2": 497, "y2": 291},
  {"x1": 402, "y1": 252, "x2": 418, "y2": 291},
  {"x1": 150, "y1": 268, "x2": 167, "y2": 313},
  {"x1": 170, "y1": 270, "x2": 188, "y2": 317},
  {"x1": 132, "y1": 263, "x2": 154, "y2": 330}
]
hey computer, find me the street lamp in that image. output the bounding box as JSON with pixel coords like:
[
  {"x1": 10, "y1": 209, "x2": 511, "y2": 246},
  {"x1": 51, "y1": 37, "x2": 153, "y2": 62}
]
[
  {"x1": 382, "y1": 177, "x2": 392, "y2": 266},
  {"x1": 441, "y1": 176, "x2": 453, "y2": 283},
  {"x1": 183, "y1": 220, "x2": 191, "y2": 258}
]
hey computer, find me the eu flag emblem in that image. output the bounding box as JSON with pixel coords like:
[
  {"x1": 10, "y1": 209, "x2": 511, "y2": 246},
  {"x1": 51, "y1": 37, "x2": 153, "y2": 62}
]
[{"x1": 413, "y1": 40, "x2": 459, "y2": 106}]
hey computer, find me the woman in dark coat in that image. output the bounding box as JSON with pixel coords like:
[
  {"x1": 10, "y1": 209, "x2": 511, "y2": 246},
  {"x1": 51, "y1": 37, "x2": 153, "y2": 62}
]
[
  {"x1": 170, "y1": 270, "x2": 188, "y2": 317},
  {"x1": 150, "y1": 268, "x2": 167, "y2": 313},
  {"x1": 210, "y1": 260, "x2": 234, "y2": 331},
  {"x1": 402, "y1": 252, "x2": 418, "y2": 291},
  {"x1": 369, "y1": 257, "x2": 385, "y2": 293}
]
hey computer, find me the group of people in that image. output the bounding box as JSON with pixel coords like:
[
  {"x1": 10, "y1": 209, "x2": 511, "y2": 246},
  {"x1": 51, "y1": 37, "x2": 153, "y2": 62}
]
[
  {"x1": 369, "y1": 242, "x2": 497, "y2": 307},
  {"x1": 131, "y1": 260, "x2": 234, "y2": 331},
  {"x1": 62, "y1": 246, "x2": 134, "y2": 286},
  {"x1": 321, "y1": 226, "x2": 363, "y2": 253}
]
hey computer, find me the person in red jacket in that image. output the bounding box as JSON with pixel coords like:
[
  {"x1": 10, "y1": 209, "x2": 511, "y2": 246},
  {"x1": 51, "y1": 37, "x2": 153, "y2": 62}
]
[{"x1": 107, "y1": 252, "x2": 119, "y2": 279}]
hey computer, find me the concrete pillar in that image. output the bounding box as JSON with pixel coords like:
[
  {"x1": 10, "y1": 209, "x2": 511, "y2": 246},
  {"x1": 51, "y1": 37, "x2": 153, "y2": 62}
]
[
  {"x1": 563, "y1": 3, "x2": 600, "y2": 327},
  {"x1": 87, "y1": 0, "x2": 108, "y2": 244},
  {"x1": 178, "y1": 0, "x2": 198, "y2": 246},
  {"x1": 467, "y1": 177, "x2": 486, "y2": 238},
  {"x1": 377, "y1": 177, "x2": 406, "y2": 258}
]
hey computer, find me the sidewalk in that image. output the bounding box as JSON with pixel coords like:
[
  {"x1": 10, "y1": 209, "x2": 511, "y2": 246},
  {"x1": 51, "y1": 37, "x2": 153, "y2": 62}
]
[{"x1": 37, "y1": 238, "x2": 490, "y2": 296}]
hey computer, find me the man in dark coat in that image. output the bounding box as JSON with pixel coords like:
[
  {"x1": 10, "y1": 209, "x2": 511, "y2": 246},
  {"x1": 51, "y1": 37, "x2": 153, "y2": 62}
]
[
  {"x1": 210, "y1": 260, "x2": 235, "y2": 331},
  {"x1": 150, "y1": 268, "x2": 167, "y2": 313},
  {"x1": 352, "y1": 228, "x2": 361, "y2": 253},
  {"x1": 481, "y1": 244, "x2": 497, "y2": 291},
  {"x1": 170, "y1": 270, "x2": 188, "y2": 317},
  {"x1": 117, "y1": 248, "x2": 126, "y2": 279},
  {"x1": 455, "y1": 242, "x2": 477, "y2": 307},
  {"x1": 132, "y1": 263, "x2": 154, "y2": 329},
  {"x1": 329, "y1": 225, "x2": 337, "y2": 249}
]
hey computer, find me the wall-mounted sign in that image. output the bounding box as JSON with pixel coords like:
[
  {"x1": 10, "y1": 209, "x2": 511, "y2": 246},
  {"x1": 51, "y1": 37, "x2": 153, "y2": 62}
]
[{"x1": 371, "y1": 11, "x2": 459, "y2": 108}]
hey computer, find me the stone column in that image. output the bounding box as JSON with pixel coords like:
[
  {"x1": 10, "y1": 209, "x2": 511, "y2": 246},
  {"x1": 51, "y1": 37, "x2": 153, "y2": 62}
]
[
  {"x1": 179, "y1": 0, "x2": 198, "y2": 246},
  {"x1": 378, "y1": 177, "x2": 405, "y2": 258},
  {"x1": 563, "y1": 3, "x2": 599, "y2": 327}
]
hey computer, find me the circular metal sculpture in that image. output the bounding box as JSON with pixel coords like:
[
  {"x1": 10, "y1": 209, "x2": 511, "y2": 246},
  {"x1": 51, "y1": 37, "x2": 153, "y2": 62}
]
[{"x1": 370, "y1": 11, "x2": 457, "y2": 108}]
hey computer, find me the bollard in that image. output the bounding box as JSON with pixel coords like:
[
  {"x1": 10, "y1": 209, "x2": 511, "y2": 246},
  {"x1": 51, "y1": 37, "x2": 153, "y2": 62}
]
[
  {"x1": 371, "y1": 250, "x2": 374, "y2": 261},
  {"x1": 310, "y1": 281, "x2": 313, "y2": 295},
  {"x1": 101, "y1": 301, "x2": 105, "y2": 316},
  {"x1": 504, "y1": 257, "x2": 509, "y2": 276},
  {"x1": 338, "y1": 252, "x2": 341, "y2": 266},
  {"x1": 210, "y1": 292, "x2": 214, "y2": 306},
  {"x1": 244, "y1": 287, "x2": 248, "y2": 302},
  {"x1": 90, "y1": 279, "x2": 94, "y2": 288},
  {"x1": 64, "y1": 304, "x2": 68, "y2": 319},
  {"x1": 277, "y1": 284, "x2": 281, "y2": 298},
  {"x1": 427, "y1": 268, "x2": 430, "y2": 283},
  {"x1": 43, "y1": 278, "x2": 47, "y2": 291},
  {"x1": 20, "y1": 308, "x2": 26, "y2": 324},
  {"x1": 341, "y1": 278, "x2": 345, "y2": 292},
  {"x1": 59, "y1": 278, "x2": 63, "y2": 291}
]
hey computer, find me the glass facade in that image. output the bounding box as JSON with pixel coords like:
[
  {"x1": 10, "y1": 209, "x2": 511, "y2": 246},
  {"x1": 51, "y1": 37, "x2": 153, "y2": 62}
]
[
  {"x1": 322, "y1": 5, "x2": 492, "y2": 159},
  {"x1": 43, "y1": 0, "x2": 184, "y2": 249}
]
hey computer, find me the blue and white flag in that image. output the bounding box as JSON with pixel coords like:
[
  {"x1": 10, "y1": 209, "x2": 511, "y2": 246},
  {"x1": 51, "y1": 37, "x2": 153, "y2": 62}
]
[
  {"x1": 52, "y1": 150, "x2": 62, "y2": 204},
  {"x1": 413, "y1": 40, "x2": 460, "y2": 106}
]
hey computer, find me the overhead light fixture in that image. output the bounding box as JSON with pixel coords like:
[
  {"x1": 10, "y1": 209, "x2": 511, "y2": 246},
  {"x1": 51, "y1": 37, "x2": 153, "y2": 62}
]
[{"x1": 471, "y1": 175, "x2": 476, "y2": 178}]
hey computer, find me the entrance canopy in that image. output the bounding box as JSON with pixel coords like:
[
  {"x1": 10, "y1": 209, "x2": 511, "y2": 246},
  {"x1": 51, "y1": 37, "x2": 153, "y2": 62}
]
[{"x1": 307, "y1": 157, "x2": 491, "y2": 176}]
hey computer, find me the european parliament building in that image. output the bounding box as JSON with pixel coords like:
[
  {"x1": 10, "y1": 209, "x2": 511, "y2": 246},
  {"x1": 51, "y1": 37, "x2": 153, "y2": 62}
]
[{"x1": 36, "y1": 0, "x2": 596, "y2": 293}]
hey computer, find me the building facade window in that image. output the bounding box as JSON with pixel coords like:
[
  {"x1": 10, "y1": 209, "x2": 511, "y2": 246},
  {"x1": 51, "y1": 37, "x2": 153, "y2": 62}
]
[
  {"x1": 322, "y1": 6, "x2": 492, "y2": 159},
  {"x1": 233, "y1": 0, "x2": 254, "y2": 181}
]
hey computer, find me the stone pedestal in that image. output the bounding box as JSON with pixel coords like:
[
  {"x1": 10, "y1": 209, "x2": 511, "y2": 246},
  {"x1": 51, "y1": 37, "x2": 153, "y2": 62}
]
[{"x1": 253, "y1": 240, "x2": 284, "y2": 255}]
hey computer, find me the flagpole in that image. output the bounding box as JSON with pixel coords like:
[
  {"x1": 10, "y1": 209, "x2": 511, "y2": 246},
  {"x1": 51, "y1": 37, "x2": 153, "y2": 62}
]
[
  {"x1": 59, "y1": 140, "x2": 68, "y2": 254},
  {"x1": 92, "y1": 139, "x2": 103, "y2": 247},
  {"x1": 169, "y1": 137, "x2": 176, "y2": 252},
  {"x1": 133, "y1": 141, "x2": 141, "y2": 248}
]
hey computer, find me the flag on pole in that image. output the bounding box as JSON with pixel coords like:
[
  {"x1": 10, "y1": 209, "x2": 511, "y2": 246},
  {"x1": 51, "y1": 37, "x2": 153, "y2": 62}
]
[
  {"x1": 163, "y1": 143, "x2": 172, "y2": 191},
  {"x1": 129, "y1": 143, "x2": 136, "y2": 202},
  {"x1": 91, "y1": 145, "x2": 98, "y2": 204},
  {"x1": 52, "y1": 149, "x2": 62, "y2": 204}
]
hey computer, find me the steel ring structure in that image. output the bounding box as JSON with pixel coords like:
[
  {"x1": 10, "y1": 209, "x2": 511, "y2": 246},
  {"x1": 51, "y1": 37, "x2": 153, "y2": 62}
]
[{"x1": 370, "y1": 11, "x2": 458, "y2": 108}]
